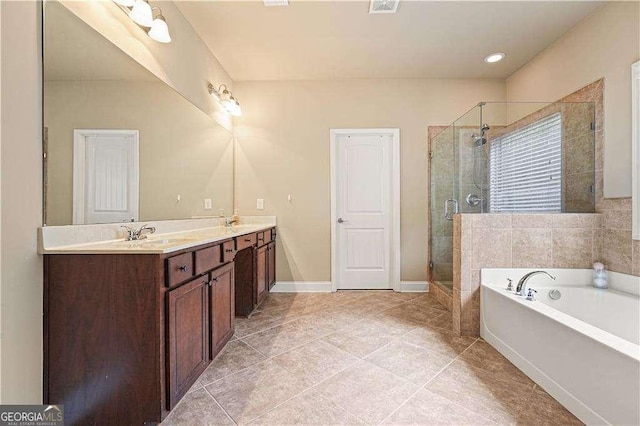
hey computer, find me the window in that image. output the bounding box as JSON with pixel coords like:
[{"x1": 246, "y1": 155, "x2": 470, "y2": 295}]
[{"x1": 489, "y1": 113, "x2": 562, "y2": 212}]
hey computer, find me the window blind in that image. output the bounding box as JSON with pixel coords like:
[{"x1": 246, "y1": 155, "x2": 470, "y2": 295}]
[{"x1": 489, "y1": 113, "x2": 562, "y2": 212}]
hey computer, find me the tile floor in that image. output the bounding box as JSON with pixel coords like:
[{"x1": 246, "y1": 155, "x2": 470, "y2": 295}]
[{"x1": 162, "y1": 291, "x2": 582, "y2": 425}]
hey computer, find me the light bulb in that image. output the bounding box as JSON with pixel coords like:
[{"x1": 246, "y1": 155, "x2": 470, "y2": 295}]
[
  {"x1": 228, "y1": 100, "x2": 242, "y2": 117},
  {"x1": 129, "y1": 0, "x2": 153, "y2": 27},
  {"x1": 148, "y1": 17, "x2": 171, "y2": 43}
]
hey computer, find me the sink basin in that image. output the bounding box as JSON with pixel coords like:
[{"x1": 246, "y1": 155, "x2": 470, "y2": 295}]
[
  {"x1": 137, "y1": 238, "x2": 196, "y2": 246},
  {"x1": 108, "y1": 238, "x2": 197, "y2": 248}
]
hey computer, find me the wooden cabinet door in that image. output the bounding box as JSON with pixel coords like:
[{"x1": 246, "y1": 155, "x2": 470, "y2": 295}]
[
  {"x1": 167, "y1": 276, "x2": 210, "y2": 409},
  {"x1": 210, "y1": 263, "x2": 235, "y2": 357},
  {"x1": 268, "y1": 242, "x2": 276, "y2": 289},
  {"x1": 256, "y1": 245, "x2": 268, "y2": 305}
]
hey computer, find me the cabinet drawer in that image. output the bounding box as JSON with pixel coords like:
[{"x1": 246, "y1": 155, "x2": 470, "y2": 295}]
[
  {"x1": 222, "y1": 240, "x2": 236, "y2": 263},
  {"x1": 195, "y1": 245, "x2": 222, "y2": 275},
  {"x1": 236, "y1": 233, "x2": 257, "y2": 251},
  {"x1": 167, "y1": 252, "x2": 194, "y2": 287}
]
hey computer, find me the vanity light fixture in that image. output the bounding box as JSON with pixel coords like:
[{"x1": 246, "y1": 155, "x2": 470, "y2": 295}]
[
  {"x1": 148, "y1": 8, "x2": 171, "y2": 43},
  {"x1": 113, "y1": 0, "x2": 172, "y2": 43},
  {"x1": 484, "y1": 52, "x2": 505, "y2": 63},
  {"x1": 208, "y1": 83, "x2": 243, "y2": 117},
  {"x1": 129, "y1": 0, "x2": 154, "y2": 27}
]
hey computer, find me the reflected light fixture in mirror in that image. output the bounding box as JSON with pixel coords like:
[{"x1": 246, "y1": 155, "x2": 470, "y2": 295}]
[
  {"x1": 114, "y1": 0, "x2": 171, "y2": 43},
  {"x1": 208, "y1": 83, "x2": 242, "y2": 117}
]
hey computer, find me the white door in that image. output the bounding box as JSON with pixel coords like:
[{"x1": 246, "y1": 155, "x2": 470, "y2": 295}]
[
  {"x1": 333, "y1": 130, "x2": 399, "y2": 290},
  {"x1": 73, "y1": 129, "x2": 139, "y2": 224}
]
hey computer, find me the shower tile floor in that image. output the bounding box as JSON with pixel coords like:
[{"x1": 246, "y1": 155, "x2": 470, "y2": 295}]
[{"x1": 162, "y1": 291, "x2": 582, "y2": 425}]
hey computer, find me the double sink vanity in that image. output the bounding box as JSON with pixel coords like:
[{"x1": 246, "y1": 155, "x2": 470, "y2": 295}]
[{"x1": 40, "y1": 220, "x2": 277, "y2": 424}]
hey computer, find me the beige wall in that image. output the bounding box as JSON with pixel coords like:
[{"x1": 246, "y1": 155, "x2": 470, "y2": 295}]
[
  {"x1": 59, "y1": 0, "x2": 234, "y2": 132},
  {"x1": 233, "y1": 79, "x2": 506, "y2": 282},
  {"x1": 506, "y1": 1, "x2": 640, "y2": 198},
  {"x1": 0, "y1": 1, "x2": 43, "y2": 403},
  {"x1": 45, "y1": 80, "x2": 234, "y2": 225}
]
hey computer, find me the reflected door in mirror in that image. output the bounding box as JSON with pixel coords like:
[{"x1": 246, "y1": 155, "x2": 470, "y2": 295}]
[{"x1": 72, "y1": 129, "x2": 139, "y2": 224}]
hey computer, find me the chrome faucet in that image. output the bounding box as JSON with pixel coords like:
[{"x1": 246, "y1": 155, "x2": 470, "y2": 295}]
[
  {"x1": 224, "y1": 217, "x2": 239, "y2": 227},
  {"x1": 515, "y1": 270, "x2": 556, "y2": 296},
  {"x1": 121, "y1": 224, "x2": 156, "y2": 241}
]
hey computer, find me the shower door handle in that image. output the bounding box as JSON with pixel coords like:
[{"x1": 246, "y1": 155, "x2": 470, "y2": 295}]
[{"x1": 444, "y1": 199, "x2": 458, "y2": 221}]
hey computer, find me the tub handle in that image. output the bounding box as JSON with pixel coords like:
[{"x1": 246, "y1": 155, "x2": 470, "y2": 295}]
[
  {"x1": 444, "y1": 199, "x2": 458, "y2": 221},
  {"x1": 526, "y1": 288, "x2": 538, "y2": 301},
  {"x1": 506, "y1": 278, "x2": 513, "y2": 291}
]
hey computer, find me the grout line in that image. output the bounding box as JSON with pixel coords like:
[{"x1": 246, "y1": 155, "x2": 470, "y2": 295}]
[
  {"x1": 202, "y1": 385, "x2": 238, "y2": 426},
  {"x1": 198, "y1": 294, "x2": 454, "y2": 424},
  {"x1": 376, "y1": 338, "x2": 480, "y2": 425},
  {"x1": 242, "y1": 358, "x2": 366, "y2": 425}
]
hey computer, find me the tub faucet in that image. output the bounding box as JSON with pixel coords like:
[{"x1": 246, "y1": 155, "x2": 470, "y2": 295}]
[{"x1": 516, "y1": 271, "x2": 556, "y2": 296}]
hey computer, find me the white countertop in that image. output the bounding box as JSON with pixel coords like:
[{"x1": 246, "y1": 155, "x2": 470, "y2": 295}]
[{"x1": 40, "y1": 223, "x2": 275, "y2": 255}]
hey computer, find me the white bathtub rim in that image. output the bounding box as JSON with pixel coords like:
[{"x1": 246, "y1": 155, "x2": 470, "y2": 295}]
[
  {"x1": 480, "y1": 268, "x2": 640, "y2": 296},
  {"x1": 480, "y1": 323, "x2": 610, "y2": 426},
  {"x1": 481, "y1": 283, "x2": 640, "y2": 362}
]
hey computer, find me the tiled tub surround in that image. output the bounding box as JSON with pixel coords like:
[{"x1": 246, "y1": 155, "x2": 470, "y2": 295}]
[
  {"x1": 38, "y1": 216, "x2": 276, "y2": 253},
  {"x1": 162, "y1": 291, "x2": 581, "y2": 425},
  {"x1": 453, "y1": 213, "x2": 603, "y2": 336},
  {"x1": 481, "y1": 268, "x2": 640, "y2": 425}
]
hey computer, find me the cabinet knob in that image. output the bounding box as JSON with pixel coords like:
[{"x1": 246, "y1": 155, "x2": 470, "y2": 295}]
[
  {"x1": 178, "y1": 265, "x2": 189, "y2": 272},
  {"x1": 225, "y1": 249, "x2": 234, "y2": 253},
  {"x1": 212, "y1": 276, "x2": 219, "y2": 282},
  {"x1": 244, "y1": 238, "x2": 251, "y2": 242}
]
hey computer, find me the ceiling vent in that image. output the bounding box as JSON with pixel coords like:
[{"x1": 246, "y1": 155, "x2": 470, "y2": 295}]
[
  {"x1": 369, "y1": 0, "x2": 399, "y2": 14},
  {"x1": 263, "y1": 0, "x2": 289, "y2": 6}
]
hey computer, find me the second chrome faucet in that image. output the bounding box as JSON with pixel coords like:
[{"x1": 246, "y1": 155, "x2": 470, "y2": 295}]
[{"x1": 515, "y1": 270, "x2": 556, "y2": 297}]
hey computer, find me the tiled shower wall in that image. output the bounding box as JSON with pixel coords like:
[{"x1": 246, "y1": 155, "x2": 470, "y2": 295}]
[
  {"x1": 452, "y1": 79, "x2": 639, "y2": 337},
  {"x1": 453, "y1": 213, "x2": 602, "y2": 336}
]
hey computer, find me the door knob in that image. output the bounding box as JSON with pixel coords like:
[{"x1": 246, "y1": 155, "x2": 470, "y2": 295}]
[{"x1": 337, "y1": 218, "x2": 347, "y2": 224}]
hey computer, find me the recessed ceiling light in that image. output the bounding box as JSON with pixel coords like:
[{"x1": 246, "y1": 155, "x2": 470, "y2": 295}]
[{"x1": 484, "y1": 53, "x2": 505, "y2": 64}]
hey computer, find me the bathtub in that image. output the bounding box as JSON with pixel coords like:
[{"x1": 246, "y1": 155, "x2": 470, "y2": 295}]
[{"x1": 481, "y1": 268, "x2": 640, "y2": 425}]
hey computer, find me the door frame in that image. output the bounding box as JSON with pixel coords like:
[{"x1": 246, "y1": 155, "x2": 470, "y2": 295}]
[
  {"x1": 72, "y1": 129, "x2": 139, "y2": 225},
  {"x1": 330, "y1": 128, "x2": 401, "y2": 292}
]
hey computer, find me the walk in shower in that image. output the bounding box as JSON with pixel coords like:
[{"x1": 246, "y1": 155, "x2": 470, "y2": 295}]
[{"x1": 429, "y1": 101, "x2": 596, "y2": 293}]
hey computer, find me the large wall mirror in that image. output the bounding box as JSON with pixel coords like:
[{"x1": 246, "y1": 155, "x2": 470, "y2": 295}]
[{"x1": 43, "y1": 1, "x2": 234, "y2": 226}]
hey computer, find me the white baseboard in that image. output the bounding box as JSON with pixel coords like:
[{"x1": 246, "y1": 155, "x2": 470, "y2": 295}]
[
  {"x1": 270, "y1": 281, "x2": 333, "y2": 293},
  {"x1": 400, "y1": 281, "x2": 429, "y2": 292},
  {"x1": 270, "y1": 281, "x2": 429, "y2": 293}
]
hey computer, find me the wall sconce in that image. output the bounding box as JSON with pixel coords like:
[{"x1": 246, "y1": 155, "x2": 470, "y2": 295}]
[
  {"x1": 113, "y1": 0, "x2": 172, "y2": 43},
  {"x1": 208, "y1": 83, "x2": 242, "y2": 117}
]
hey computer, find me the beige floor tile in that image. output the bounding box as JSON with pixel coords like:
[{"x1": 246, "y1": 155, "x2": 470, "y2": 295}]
[
  {"x1": 241, "y1": 324, "x2": 315, "y2": 357},
  {"x1": 426, "y1": 311, "x2": 454, "y2": 330},
  {"x1": 402, "y1": 326, "x2": 476, "y2": 358},
  {"x1": 365, "y1": 340, "x2": 454, "y2": 386},
  {"x1": 459, "y1": 340, "x2": 535, "y2": 386},
  {"x1": 248, "y1": 389, "x2": 364, "y2": 425},
  {"x1": 314, "y1": 361, "x2": 419, "y2": 425},
  {"x1": 321, "y1": 322, "x2": 398, "y2": 358},
  {"x1": 426, "y1": 360, "x2": 535, "y2": 424},
  {"x1": 288, "y1": 311, "x2": 353, "y2": 338},
  {"x1": 162, "y1": 388, "x2": 234, "y2": 426},
  {"x1": 517, "y1": 387, "x2": 583, "y2": 425},
  {"x1": 272, "y1": 340, "x2": 359, "y2": 387},
  {"x1": 234, "y1": 311, "x2": 283, "y2": 338},
  {"x1": 198, "y1": 340, "x2": 267, "y2": 386},
  {"x1": 206, "y1": 360, "x2": 309, "y2": 425},
  {"x1": 382, "y1": 388, "x2": 497, "y2": 425},
  {"x1": 362, "y1": 312, "x2": 423, "y2": 337},
  {"x1": 384, "y1": 302, "x2": 447, "y2": 324}
]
